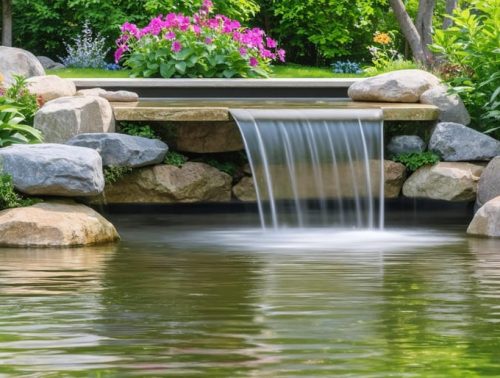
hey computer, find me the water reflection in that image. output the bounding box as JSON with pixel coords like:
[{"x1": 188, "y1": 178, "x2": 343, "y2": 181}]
[{"x1": 0, "y1": 217, "x2": 499, "y2": 376}]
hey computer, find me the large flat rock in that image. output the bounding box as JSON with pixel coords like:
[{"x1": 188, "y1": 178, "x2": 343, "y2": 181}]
[
  {"x1": 0, "y1": 202, "x2": 119, "y2": 247},
  {"x1": 0, "y1": 144, "x2": 104, "y2": 196}
]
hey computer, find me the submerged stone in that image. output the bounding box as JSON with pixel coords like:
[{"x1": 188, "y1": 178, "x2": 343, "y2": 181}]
[
  {"x1": 66, "y1": 133, "x2": 168, "y2": 168},
  {"x1": 0, "y1": 143, "x2": 104, "y2": 196},
  {"x1": 0, "y1": 201, "x2": 119, "y2": 247}
]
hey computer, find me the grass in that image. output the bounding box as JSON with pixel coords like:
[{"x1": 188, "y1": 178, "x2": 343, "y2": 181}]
[{"x1": 47, "y1": 64, "x2": 364, "y2": 79}]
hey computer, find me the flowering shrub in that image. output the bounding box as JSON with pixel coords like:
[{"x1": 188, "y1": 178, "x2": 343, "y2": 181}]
[
  {"x1": 60, "y1": 21, "x2": 109, "y2": 69},
  {"x1": 331, "y1": 61, "x2": 363, "y2": 74},
  {"x1": 364, "y1": 31, "x2": 416, "y2": 75},
  {"x1": 115, "y1": 0, "x2": 285, "y2": 78}
]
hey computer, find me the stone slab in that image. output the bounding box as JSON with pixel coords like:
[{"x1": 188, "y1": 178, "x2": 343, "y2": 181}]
[{"x1": 111, "y1": 100, "x2": 438, "y2": 122}]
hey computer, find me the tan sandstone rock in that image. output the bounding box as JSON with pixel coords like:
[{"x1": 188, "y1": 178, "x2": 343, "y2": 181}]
[
  {"x1": 27, "y1": 75, "x2": 76, "y2": 102},
  {"x1": 233, "y1": 176, "x2": 256, "y2": 201},
  {"x1": 467, "y1": 196, "x2": 500, "y2": 238},
  {"x1": 403, "y1": 162, "x2": 484, "y2": 201},
  {"x1": 348, "y1": 69, "x2": 440, "y2": 103},
  {"x1": 98, "y1": 162, "x2": 232, "y2": 203},
  {"x1": 0, "y1": 202, "x2": 119, "y2": 247},
  {"x1": 384, "y1": 160, "x2": 407, "y2": 198},
  {"x1": 77, "y1": 88, "x2": 139, "y2": 102}
]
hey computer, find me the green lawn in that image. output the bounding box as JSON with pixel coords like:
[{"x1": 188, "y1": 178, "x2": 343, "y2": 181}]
[{"x1": 47, "y1": 65, "x2": 363, "y2": 79}]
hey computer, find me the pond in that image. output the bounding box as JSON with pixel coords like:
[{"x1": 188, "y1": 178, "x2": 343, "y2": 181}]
[{"x1": 1, "y1": 210, "x2": 500, "y2": 377}]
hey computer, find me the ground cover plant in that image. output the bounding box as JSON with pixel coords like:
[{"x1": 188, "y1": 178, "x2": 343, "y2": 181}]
[
  {"x1": 115, "y1": 0, "x2": 285, "y2": 78},
  {"x1": 392, "y1": 151, "x2": 440, "y2": 172},
  {"x1": 0, "y1": 172, "x2": 40, "y2": 210}
]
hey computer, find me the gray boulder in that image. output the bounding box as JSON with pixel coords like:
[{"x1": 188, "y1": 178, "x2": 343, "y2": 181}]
[
  {"x1": 348, "y1": 69, "x2": 440, "y2": 103},
  {"x1": 429, "y1": 122, "x2": 500, "y2": 161},
  {"x1": 76, "y1": 88, "x2": 139, "y2": 102},
  {"x1": 36, "y1": 56, "x2": 65, "y2": 70},
  {"x1": 0, "y1": 144, "x2": 104, "y2": 196},
  {"x1": 467, "y1": 196, "x2": 500, "y2": 238},
  {"x1": 420, "y1": 85, "x2": 471, "y2": 125},
  {"x1": 387, "y1": 135, "x2": 426, "y2": 155},
  {"x1": 34, "y1": 96, "x2": 115, "y2": 143},
  {"x1": 27, "y1": 75, "x2": 76, "y2": 102},
  {"x1": 67, "y1": 133, "x2": 168, "y2": 168},
  {"x1": 477, "y1": 157, "x2": 500, "y2": 208},
  {"x1": 0, "y1": 46, "x2": 45, "y2": 85}
]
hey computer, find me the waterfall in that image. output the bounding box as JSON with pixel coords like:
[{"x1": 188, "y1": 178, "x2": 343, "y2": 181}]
[{"x1": 230, "y1": 109, "x2": 384, "y2": 230}]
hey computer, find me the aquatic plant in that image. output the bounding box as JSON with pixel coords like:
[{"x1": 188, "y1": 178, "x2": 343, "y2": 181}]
[{"x1": 115, "y1": 0, "x2": 285, "y2": 78}]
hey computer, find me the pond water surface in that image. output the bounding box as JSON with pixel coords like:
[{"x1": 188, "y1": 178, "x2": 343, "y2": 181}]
[{"x1": 1, "y1": 212, "x2": 500, "y2": 377}]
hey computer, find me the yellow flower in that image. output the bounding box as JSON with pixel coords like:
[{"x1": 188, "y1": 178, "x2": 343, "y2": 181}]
[
  {"x1": 0, "y1": 72, "x2": 3, "y2": 84},
  {"x1": 373, "y1": 32, "x2": 392, "y2": 45}
]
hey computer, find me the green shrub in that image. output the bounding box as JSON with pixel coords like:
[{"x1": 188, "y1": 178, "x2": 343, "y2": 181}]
[
  {"x1": 431, "y1": 0, "x2": 500, "y2": 137},
  {"x1": 104, "y1": 166, "x2": 133, "y2": 185},
  {"x1": 1, "y1": 75, "x2": 40, "y2": 125},
  {"x1": 164, "y1": 151, "x2": 188, "y2": 167},
  {"x1": 392, "y1": 152, "x2": 440, "y2": 172},
  {"x1": 116, "y1": 2, "x2": 284, "y2": 78},
  {"x1": 119, "y1": 122, "x2": 158, "y2": 139},
  {"x1": 0, "y1": 173, "x2": 40, "y2": 210},
  {"x1": 0, "y1": 105, "x2": 43, "y2": 147}
]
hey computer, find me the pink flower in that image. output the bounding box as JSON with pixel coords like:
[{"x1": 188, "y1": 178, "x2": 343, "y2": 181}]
[
  {"x1": 165, "y1": 31, "x2": 176, "y2": 40},
  {"x1": 202, "y1": 0, "x2": 213, "y2": 10},
  {"x1": 205, "y1": 37, "x2": 213, "y2": 44},
  {"x1": 114, "y1": 45, "x2": 127, "y2": 63},
  {"x1": 266, "y1": 37, "x2": 277, "y2": 48},
  {"x1": 249, "y1": 57, "x2": 258, "y2": 67},
  {"x1": 171, "y1": 40, "x2": 182, "y2": 53},
  {"x1": 277, "y1": 49, "x2": 286, "y2": 62},
  {"x1": 239, "y1": 47, "x2": 247, "y2": 56},
  {"x1": 192, "y1": 24, "x2": 201, "y2": 34}
]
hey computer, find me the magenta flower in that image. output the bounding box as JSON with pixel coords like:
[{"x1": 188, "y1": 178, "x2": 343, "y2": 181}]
[
  {"x1": 205, "y1": 37, "x2": 213, "y2": 44},
  {"x1": 171, "y1": 40, "x2": 182, "y2": 53},
  {"x1": 249, "y1": 57, "x2": 258, "y2": 67},
  {"x1": 239, "y1": 47, "x2": 247, "y2": 56},
  {"x1": 165, "y1": 31, "x2": 176, "y2": 40},
  {"x1": 202, "y1": 0, "x2": 213, "y2": 10},
  {"x1": 114, "y1": 45, "x2": 127, "y2": 63},
  {"x1": 277, "y1": 49, "x2": 286, "y2": 62},
  {"x1": 266, "y1": 37, "x2": 277, "y2": 48}
]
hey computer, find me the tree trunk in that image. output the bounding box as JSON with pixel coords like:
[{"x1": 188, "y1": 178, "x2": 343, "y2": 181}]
[
  {"x1": 2, "y1": 0, "x2": 12, "y2": 46},
  {"x1": 389, "y1": 0, "x2": 428, "y2": 66},
  {"x1": 443, "y1": 0, "x2": 458, "y2": 29}
]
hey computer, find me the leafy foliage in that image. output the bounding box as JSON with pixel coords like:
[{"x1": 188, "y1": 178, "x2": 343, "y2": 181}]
[
  {"x1": 11, "y1": 0, "x2": 259, "y2": 59},
  {"x1": 164, "y1": 151, "x2": 188, "y2": 167},
  {"x1": 1, "y1": 75, "x2": 40, "y2": 125},
  {"x1": 0, "y1": 106, "x2": 43, "y2": 147},
  {"x1": 116, "y1": 2, "x2": 284, "y2": 78},
  {"x1": 119, "y1": 122, "x2": 158, "y2": 139},
  {"x1": 431, "y1": 0, "x2": 500, "y2": 137},
  {"x1": 262, "y1": 0, "x2": 388, "y2": 64},
  {"x1": 0, "y1": 173, "x2": 40, "y2": 210},
  {"x1": 60, "y1": 21, "x2": 110, "y2": 69},
  {"x1": 392, "y1": 152, "x2": 440, "y2": 172},
  {"x1": 104, "y1": 166, "x2": 133, "y2": 185}
]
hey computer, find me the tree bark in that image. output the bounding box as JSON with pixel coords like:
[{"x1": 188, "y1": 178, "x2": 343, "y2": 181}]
[
  {"x1": 443, "y1": 0, "x2": 458, "y2": 29},
  {"x1": 2, "y1": 0, "x2": 12, "y2": 46},
  {"x1": 389, "y1": 0, "x2": 428, "y2": 65}
]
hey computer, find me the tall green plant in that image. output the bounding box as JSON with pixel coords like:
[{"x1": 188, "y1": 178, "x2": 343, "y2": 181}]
[
  {"x1": 0, "y1": 106, "x2": 43, "y2": 147},
  {"x1": 431, "y1": 0, "x2": 500, "y2": 136}
]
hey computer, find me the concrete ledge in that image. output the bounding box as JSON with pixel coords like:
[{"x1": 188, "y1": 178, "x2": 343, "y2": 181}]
[
  {"x1": 72, "y1": 78, "x2": 362, "y2": 98},
  {"x1": 111, "y1": 100, "x2": 439, "y2": 122}
]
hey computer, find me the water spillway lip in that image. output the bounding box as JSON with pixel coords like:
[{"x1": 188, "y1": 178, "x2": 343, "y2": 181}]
[{"x1": 229, "y1": 108, "x2": 384, "y2": 122}]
